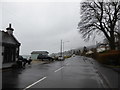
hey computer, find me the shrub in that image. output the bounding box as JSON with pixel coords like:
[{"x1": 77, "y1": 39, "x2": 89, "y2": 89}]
[{"x1": 64, "y1": 56, "x2": 71, "y2": 59}]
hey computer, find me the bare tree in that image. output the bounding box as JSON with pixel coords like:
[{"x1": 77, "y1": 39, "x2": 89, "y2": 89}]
[{"x1": 78, "y1": 0, "x2": 120, "y2": 50}]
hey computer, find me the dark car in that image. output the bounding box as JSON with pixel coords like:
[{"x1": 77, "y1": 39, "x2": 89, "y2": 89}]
[
  {"x1": 37, "y1": 54, "x2": 54, "y2": 61},
  {"x1": 17, "y1": 55, "x2": 28, "y2": 67},
  {"x1": 18, "y1": 55, "x2": 27, "y2": 61},
  {"x1": 18, "y1": 55, "x2": 23, "y2": 60}
]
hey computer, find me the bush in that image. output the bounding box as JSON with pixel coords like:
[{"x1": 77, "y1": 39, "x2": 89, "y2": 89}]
[
  {"x1": 97, "y1": 50, "x2": 120, "y2": 65},
  {"x1": 64, "y1": 56, "x2": 71, "y2": 59}
]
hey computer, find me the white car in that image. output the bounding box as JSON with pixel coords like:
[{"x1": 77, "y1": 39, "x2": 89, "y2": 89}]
[
  {"x1": 72, "y1": 54, "x2": 76, "y2": 57},
  {"x1": 58, "y1": 56, "x2": 64, "y2": 60}
]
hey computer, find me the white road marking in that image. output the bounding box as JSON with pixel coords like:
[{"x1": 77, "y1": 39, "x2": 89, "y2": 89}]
[
  {"x1": 23, "y1": 77, "x2": 47, "y2": 90},
  {"x1": 54, "y1": 67, "x2": 64, "y2": 72}
]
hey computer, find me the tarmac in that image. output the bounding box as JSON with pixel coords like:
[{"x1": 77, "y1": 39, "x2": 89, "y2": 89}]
[{"x1": 1, "y1": 58, "x2": 120, "y2": 88}]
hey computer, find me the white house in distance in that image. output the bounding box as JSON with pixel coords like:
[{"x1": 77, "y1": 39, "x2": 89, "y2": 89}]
[{"x1": 31, "y1": 51, "x2": 49, "y2": 60}]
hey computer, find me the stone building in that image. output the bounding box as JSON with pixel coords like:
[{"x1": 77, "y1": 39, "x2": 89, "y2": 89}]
[{"x1": 0, "y1": 24, "x2": 21, "y2": 68}]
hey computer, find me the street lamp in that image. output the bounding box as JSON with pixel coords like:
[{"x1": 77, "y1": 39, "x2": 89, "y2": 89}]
[
  {"x1": 63, "y1": 41, "x2": 70, "y2": 59},
  {"x1": 60, "y1": 40, "x2": 69, "y2": 60}
]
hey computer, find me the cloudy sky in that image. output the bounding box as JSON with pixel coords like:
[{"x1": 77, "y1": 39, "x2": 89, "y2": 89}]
[{"x1": 1, "y1": 0, "x2": 103, "y2": 55}]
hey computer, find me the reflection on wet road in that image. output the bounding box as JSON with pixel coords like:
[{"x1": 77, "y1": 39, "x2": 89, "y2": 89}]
[{"x1": 2, "y1": 56, "x2": 106, "y2": 89}]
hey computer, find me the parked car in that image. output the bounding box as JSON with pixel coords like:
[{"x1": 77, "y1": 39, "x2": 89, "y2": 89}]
[
  {"x1": 17, "y1": 55, "x2": 28, "y2": 67},
  {"x1": 58, "y1": 56, "x2": 64, "y2": 61},
  {"x1": 37, "y1": 54, "x2": 54, "y2": 61},
  {"x1": 72, "y1": 54, "x2": 76, "y2": 57},
  {"x1": 18, "y1": 55, "x2": 27, "y2": 61}
]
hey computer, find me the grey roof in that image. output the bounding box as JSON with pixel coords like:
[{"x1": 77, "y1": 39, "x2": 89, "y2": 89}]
[
  {"x1": 31, "y1": 51, "x2": 49, "y2": 54},
  {"x1": 0, "y1": 31, "x2": 20, "y2": 46}
]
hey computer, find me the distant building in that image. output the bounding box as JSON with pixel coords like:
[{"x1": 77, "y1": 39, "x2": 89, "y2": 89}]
[
  {"x1": 31, "y1": 51, "x2": 49, "y2": 60},
  {"x1": 0, "y1": 24, "x2": 21, "y2": 68}
]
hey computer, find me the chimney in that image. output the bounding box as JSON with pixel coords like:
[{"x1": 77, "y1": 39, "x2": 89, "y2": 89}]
[{"x1": 6, "y1": 23, "x2": 14, "y2": 35}]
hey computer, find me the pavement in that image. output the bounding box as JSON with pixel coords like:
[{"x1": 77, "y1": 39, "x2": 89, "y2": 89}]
[
  {"x1": 84, "y1": 57, "x2": 120, "y2": 88},
  {"x1": 1, "y1": 60, "x2": 47, "y2": 70},
  {"x1": 2, "y1": 62, "x2": 15, "y2": 69},
  {"x1": 2, "y1": 56, "x2": 120, "y2": 89},
  {"x1": 104, "y1": 65, "x2": 120, "y2": 73}
]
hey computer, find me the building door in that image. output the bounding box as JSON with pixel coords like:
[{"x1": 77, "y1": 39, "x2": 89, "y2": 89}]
[{"x1": 3, "y1": 46, "x2": 16, "y2": 63}]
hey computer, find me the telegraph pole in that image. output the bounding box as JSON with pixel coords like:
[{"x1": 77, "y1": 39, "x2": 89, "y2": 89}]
[
  {"x1": 60, "y1": 40, "x2": 69, "y2": 60},
  {"x1": 63, "y1": 42, "x2": 64, "y2": 58},
  {"x1": 60, "y1": 40, "x2": 62, "y2": 59}
]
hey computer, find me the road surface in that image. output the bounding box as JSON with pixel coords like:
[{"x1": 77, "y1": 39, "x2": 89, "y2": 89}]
[{"x1": 2, "y1": 56, "x2": 108, "y2": 89}]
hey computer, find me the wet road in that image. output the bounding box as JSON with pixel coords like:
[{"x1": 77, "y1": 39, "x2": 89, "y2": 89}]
[{"x1": 2, "y1": 56, "x2": 107, "y2": 89}]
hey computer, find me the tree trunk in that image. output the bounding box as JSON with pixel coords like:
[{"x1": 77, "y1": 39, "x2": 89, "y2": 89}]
[
  {"x1": 108, "y1": 30, "x2": 116, "y2": 50},
  {"x1": 118, "y1": 36, "x2": 120, "y2": 50},
  {"x1": 109, "y1": 38, "x2": 116, "y2": 50}
]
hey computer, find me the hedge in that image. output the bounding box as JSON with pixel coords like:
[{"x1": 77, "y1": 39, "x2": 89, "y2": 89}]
[{"x1": 97, "y1": 50, "x2": 120, "y2": 65}]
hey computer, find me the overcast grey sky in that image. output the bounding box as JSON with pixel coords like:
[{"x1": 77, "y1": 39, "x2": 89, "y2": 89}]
[{"x1": 1, "y1": 1, "x2": 103, "y2": 55}]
